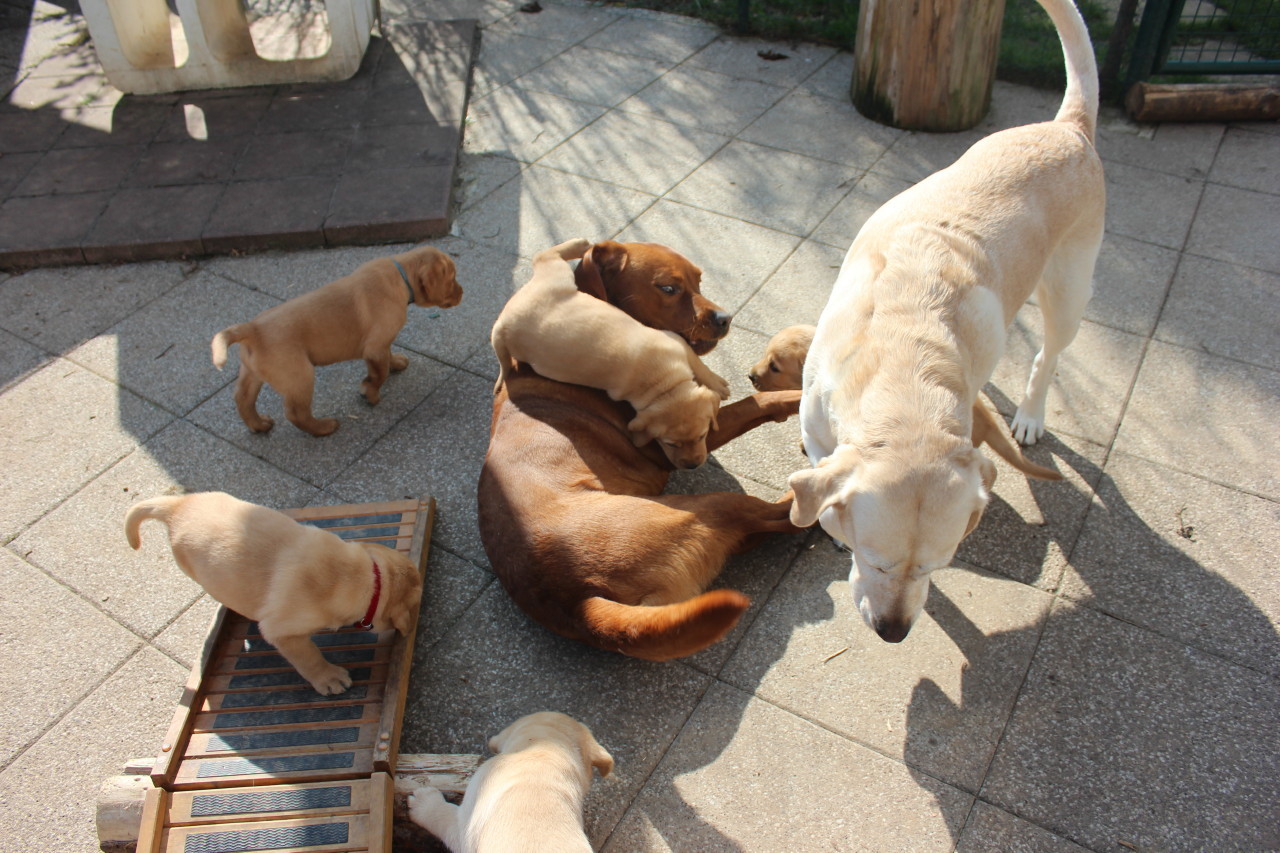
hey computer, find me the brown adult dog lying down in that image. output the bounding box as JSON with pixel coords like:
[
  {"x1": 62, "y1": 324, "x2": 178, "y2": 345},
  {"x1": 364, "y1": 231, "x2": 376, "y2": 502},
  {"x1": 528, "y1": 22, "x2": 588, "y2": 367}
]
[
  {"x1": 408, "y1": 712, "x2": 613, "y2": 853},
  {"x1": 124, "y1": 492, "x2": 422, "y2": 694},
  {"x1": 479, "y1": 241, "x2": 801, "y2": 661},
  {"x1": 211, "y1": 246, "x2": 462, "y2": 436},
  {"x1": 751, "y1": 324, "x2": 1061, "y2": 480},
  {"x1": 492, "y1": 238, "x2": 730, "y2": 469}
]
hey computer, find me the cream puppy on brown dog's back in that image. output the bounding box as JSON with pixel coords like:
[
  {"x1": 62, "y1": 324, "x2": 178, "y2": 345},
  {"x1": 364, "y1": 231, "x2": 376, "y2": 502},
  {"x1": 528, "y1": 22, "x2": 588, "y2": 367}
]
[
  {"x1": 754, "y1": 324, "x2": 1061, "y2": 481},
  {"x1": 124, "y1": 492, "x2": 422, "y2": 694},
  {"x1": 491, "y1": 238, "x2": 730, "y2": 469},
  {"x1": 212, "y1": 245, "x2": 462, "y2": 436},
  {"x1": 791, "y1": 0, "x2": 1102, "y2": 643},
  {"x1": 408, "y1": 712, "x2": 613, "y2": 853}
]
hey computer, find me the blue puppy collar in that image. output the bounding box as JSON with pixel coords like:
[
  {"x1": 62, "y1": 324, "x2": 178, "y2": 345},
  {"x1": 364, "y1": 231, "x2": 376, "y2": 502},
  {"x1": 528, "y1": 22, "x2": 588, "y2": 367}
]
[{"x1": 393, "y1": 259, "x2": 415, "y2": 305}]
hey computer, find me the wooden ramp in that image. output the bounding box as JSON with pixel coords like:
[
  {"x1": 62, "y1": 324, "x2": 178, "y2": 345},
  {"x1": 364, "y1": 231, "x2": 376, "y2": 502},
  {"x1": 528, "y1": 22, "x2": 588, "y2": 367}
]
[{"x1": 135, "y1": 498, "x2": 434, "y2": 853}]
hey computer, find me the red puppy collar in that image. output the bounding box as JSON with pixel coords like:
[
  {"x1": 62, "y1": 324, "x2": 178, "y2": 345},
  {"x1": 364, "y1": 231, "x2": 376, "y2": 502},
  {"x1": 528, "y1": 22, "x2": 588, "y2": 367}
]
[{"x1": 358, "y1": 558, "x2": 382, "y2": 630}]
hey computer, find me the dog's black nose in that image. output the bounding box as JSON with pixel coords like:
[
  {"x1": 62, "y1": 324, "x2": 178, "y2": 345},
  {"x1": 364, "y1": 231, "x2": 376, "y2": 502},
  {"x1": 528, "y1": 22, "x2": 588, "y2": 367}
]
[
  {"x1": 711, "y1": 310, "x2": 732, "y2": 336},
  {"x1": 874, "y1": 619, "x2": 911, "y2": 643}
]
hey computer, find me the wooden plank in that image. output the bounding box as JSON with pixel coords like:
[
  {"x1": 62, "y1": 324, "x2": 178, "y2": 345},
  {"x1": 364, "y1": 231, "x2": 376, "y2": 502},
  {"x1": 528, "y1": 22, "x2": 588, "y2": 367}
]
[
  {"x1": 134, "y1": 786, "x2": 168, "y2": 853},
  {"x1": 199, "y1": 682, "x2": 386, "y2": 713},
  {"x1": 173, "y1": 749, "x2": 377, "y2": 789},
  {"x1": 203, "y1": 664, "x2": 390, "y2": 696},
  {"x1": 368, "y1": 773, "x2": 393, "y2": 853},
  {"x1": 391, "y1": 753, "x2": 481, "y2": 798},
  {"x1": 167, "y1": 779, "x2": 377, "y2": 825},
  {"x1": 191, "y1": 699, "x2": 384, "y2": 735},
  {"x1": 158, "y1": 813, "x2": 375, "y2": 852},
  {"x1": 374, "y1": 497, "x2": 434, "y2": 772},
  {"x1": 186, "y1": 722, "x2": 380, "y2": 760},
  {"x1": 208, "y1": 643, "x2": 396, "y2": 678},
  {"x1": 151, "y1": 606, "x2": 230, "y2": 788}
]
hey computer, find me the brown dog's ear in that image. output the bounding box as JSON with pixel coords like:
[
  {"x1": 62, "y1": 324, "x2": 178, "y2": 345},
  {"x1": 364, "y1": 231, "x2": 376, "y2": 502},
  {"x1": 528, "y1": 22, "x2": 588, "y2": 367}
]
[
  {"x1": 788, "y1": 445, "x2": 860, "y2": 527},
  {"x1": 576, "y1": 241, "x2": 627, "y2": 302}
]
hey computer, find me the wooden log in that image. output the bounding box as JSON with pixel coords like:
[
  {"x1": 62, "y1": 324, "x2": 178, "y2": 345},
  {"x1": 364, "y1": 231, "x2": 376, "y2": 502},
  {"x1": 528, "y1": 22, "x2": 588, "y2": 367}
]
[
  {"x1": 97, "y1": 774, "x2": 154, "y2": 853},
  {"x1": 1126, "y1": 82, "x2": 1280, "y2": 123},
  {"x1": 853, "y1": 0, "x2": 1007, "y2": 131}
]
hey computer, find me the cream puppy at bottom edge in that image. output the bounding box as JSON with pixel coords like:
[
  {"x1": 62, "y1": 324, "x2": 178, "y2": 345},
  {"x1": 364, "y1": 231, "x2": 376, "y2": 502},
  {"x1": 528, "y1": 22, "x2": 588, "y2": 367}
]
[
  {"x1": 123, "y1": 491, "x2": 422, "y2": 695},
  {"x1": 490, "y1": 237, "x2": 731, "y2": 469},
  {"x1": 408, "y1": 712, "x2": 614, "y2": 853},
  {"x1": 791, "y1": 0, "x2": 1103, "y2": 644}
]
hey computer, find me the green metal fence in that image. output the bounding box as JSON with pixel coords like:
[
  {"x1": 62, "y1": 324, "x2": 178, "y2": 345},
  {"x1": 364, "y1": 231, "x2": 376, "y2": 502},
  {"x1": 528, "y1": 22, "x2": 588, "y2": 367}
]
[{"x1": 1128, "y1": 0, "x2": 1280, "y2": 83}]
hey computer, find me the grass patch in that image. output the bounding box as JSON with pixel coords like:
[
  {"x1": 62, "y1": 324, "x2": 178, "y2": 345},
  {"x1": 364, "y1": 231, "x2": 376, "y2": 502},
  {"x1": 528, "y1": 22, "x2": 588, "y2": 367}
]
[
  {"x1": 612, "y1": 0, "x2": 1112, "y2": 91},
  {"x1": 1176, "y1": 0, "x2": 1280, "y2": 60}
]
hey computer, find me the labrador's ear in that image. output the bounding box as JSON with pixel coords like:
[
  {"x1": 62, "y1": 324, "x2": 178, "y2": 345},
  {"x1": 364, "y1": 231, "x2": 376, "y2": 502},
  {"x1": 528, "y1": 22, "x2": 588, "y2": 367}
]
[
  {"x1": 963, "y1": 506, "x2": 985, "y2": 539},
  {"x1": 587, "y1": 737, "x2": 614, "y2": 778},
  {"x1": 576, "y1": 241, "x2": 627, "y2": 301},
  {"x1": 787, "y1": 445, "x2": 860, "y2": 527}
]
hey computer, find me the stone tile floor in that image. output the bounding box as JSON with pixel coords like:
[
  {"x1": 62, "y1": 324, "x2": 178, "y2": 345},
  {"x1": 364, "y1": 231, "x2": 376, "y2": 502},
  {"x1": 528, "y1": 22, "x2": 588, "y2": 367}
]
[{"x1": 1, "y1": 1, "x2": 1277, "y2": 851}]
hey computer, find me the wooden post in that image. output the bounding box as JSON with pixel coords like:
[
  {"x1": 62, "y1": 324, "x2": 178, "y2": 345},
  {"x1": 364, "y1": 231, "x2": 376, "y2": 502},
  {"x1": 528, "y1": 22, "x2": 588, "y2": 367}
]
[{"x1": 853, "y1": 0, "x2": 1008, "y2": 131}]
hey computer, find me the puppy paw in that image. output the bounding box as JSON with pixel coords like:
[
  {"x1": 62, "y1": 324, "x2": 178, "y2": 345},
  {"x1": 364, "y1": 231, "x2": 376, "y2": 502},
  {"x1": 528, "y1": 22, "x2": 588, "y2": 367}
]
[
  {"x1": 248, "y1": 416, "x2": 275, "y2": 433},
  {"x1": 308, "y1": 664, "x2": 353, "y2": 695},
  {"x1": 408, "y1": 786, "x2": 453, "y2": 835},
  {"x1": 307, "y1": 418, "x2": 340, "y2": 436},
  {"x1": 361, "y1": 381, "x2": 382, "y2": 405},
  {"x1": 390, "y1": 354, "x2": 409, "y2": 372},
  {"x1": 707, "y1": 372, "x2": 732, "y2": 400},
  {"x1": 1010, "y1": 407, "x2": 1045, "y2": 446}
]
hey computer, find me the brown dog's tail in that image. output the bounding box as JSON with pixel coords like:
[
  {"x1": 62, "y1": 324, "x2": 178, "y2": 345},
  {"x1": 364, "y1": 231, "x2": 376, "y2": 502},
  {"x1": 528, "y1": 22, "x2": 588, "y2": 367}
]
[
  {"x1": 579, "y1": 589, "x2": 751, "y2": 661},
  {"x1": 972, "y1": 401, "x2": 1063, "y2": 481},
  {"x1": 211, "y1": 324, "x2": 252, "y2": 370},
  {"x1": 123, "y1": 496, "x2": 184, "y2": 550}
]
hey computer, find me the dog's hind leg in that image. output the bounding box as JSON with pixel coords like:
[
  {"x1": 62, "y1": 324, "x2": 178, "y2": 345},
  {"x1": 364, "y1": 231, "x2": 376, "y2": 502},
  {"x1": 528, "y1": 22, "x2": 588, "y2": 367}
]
[
  {"x1": 233, "y1": 363, "x2": 274, "y2": 433},
  {"x1": 1012, "y1": 235, "x2": 1100, "y2": 445},
  {"x1": 273, "y1": 362, "x2": 339, "y2": 436}
]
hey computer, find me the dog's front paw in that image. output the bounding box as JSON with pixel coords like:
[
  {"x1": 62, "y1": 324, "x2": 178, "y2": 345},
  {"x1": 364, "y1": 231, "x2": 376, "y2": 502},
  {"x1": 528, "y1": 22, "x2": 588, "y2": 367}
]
[
  {"x1": 308, "y1": 664, "x2": 353, "y2": 695},
  {"x1": 361, "y1": 381, "x2": 382, "y2": 405},
  {"x1": 408, "y1": 786, "x2": 453, "y2": 835},
  {"x1": 248, "y1": 415, "x2": 275, "y2": 433},
  {"x1": 707, "y1": 373, "x2": 732, "y2": 400},
  {"x1": 389, "y1": 353, "x2": 409, "y2": 372},
  {"x1": 1010, "y1": 407, "x2": 1046, "y2": 446}
]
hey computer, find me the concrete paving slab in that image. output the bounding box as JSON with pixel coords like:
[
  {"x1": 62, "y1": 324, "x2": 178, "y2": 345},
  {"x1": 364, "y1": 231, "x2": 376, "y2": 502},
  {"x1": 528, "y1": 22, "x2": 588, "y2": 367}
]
[
  {"x1": 151, "y1": 593, "x2": 221, "y2": 670},
  {"x1": 539, "y1": 108, "x2": 731, "y2": 196},
  {"x1": 454, "y1": 152, "x2": 524, "y2": 212},
  {"x1": 956, "y1": 431, "x2": 1106, "y2": 590},
  {"x1": 188, "y1": 345, "x2": 455, "y2": 487},
  {"x1": 1114, "y1": 340, "x2": 1280, "y2": 498},
  {"x1": 988, "y1": 308, "x2": 1146, "y2": 448},
  {"x1": 1075, "y1": 232, "x2": 1179, "y2": 336},
  {"x1": 328, "y1": 369, "x2": 495, "y2": 566},
  {"x1": 1084, "y1": 161, "x2": 1204, "y2": 250},
  {"x1": 617, "y1": 66, "x2": 788, "y2": 137},
  {"x1": 0, "y1": 260, "x2": 183, "y2": 353},
  {"x1": 724, "y1": 551, "x2": 1052, "y2": 792},
  {"x1": 866, "y1": 128, "x2": 987, "y2": 183},
  {"x1": 463, "y1": 85, "x2": 608, "y2": 162},
  {"x1": 10, "y1": 419, "x2": 320, "y2": 635},
  {"x1": 0, "y1": 358, "x2": 172, "y2": 541},
  {"x1": 1155, "y1": 253, "x2": 1280, "y2": 370},
  {"x1": 453, "y1": 162, "x2": 657, "y2": 258},
  {"x1": 731, "y1": 238, "x2": 844, "y2": 333},
  {"x1": 604, "y1": 681, "x2": 973, "y2": 852},
  {"x1": 200, "y1": 242, "x2": 410, "y2": 301},
  {"x1": 1186, "y1": 182, "x2": 1280, "y2": 273},
  {"x1": 0, "y1": 550, "x2": 140, "y2": 766},
  {"x1": 469, "y1": 29, "x2": 568, "y2": 99},
  {"x1": 742, "y1": 89, "x2": 903, "y2": 166},
  {"x1": 1208, "y1": 126, "x2": 1280, "y2": 194},
  {"x1": 796, "y1": 50, "x2": 853, "y2": 100},
  {"x1": 668, "y1": 140, "x2": 861, "y2": 236},
  {"x1": 954, "y1": 801, "x2": 1092, "y2": 853},
  {"x1": 0, "y1": 326, "x2": 50, "y2": 392},
  {"x1": 81, "y1": 184, "x2": 226, "y2": 265},
  {"x1": 584, "y1": 13, "x2": 719, "y2": 64},
  {"x1": 1096, "y1": 117, "x2": 1223, "y2": 180},
  {"x1": 65, "y1": 271, "x2": 279, "y2": 415},
  {"x1": 1063, "y1": 451, "x2": 1280, "y2": 676},
  {"x1": 809, "y1": 170, "x2": 915, "y2": 248},
  {"x1": 411, "y1": 548, "x2": 495, "y2": 650},
  {"x1": 485, "y1": 2, "x2": 620, "y2": 44},
  {"x1": 684, "y1": 35, "x2": 837, "y2": 88},
  {"x1": 399, "y1": 581, "x2": 713, "y2": 845},
  {"x1": 981, "y1": 601, "x2": 1280, "y2": 853},
  {"x1": 620, "y1": 199, "x2": 802, "y2": 315},
  {"x1": 0, "y1": 647, "x2": 185, "y2": 853},
  {"x1": 514, "y1": 44, "x2": 670, "y2": 108}
]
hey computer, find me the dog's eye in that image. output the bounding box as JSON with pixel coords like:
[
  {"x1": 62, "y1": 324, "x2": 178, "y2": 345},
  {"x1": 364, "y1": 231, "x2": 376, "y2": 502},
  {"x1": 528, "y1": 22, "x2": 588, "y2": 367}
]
[
  {"x1": 657, "y1": 284, "x2": 678, "y2": 295},
  {"x1": 768, "y1": 361, "x2": 780, "y2": 373}
]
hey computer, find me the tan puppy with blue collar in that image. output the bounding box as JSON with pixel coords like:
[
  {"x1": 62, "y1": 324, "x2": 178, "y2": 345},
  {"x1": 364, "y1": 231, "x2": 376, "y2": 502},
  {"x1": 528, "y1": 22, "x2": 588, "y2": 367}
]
[
  {"x1": 212, "y1": 245, "x2": 462, "y2": 436},
  {"x1": 791, "y1": 0, "x2": 1102, "y2": 642},
  {"x1": 408, "y1": 712, "x2": 613, "y2": 853}
]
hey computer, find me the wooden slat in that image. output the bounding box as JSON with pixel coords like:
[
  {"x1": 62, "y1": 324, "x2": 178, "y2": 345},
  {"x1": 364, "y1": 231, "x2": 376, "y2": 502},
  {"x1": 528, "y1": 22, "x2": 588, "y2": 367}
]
[
  {"x1": 199, "y1": 682, "x2": 386, "y2": 713},
  {"x1": 173, "y1": 749, "x2": 378, "y2": 789},
  {"x1": 208, "y1": 643, "x2": 396, "y2": 678},
  {"x1": 191, "y1": 699, "x2": 384, "y2": 735},
  {"x1": 134, "y1": 785, "x2": 169, "y2": 853},
  {"x1": 186, "y1": 722, "x2": 380, "y2": 760},
  {"x1": 367, "y1": 773, "x2": 392, "y2": 853},
  {"x1": 374, "y1": 498, "x2": 434, "y2": 772},
  {"x1": 151, "y1": 607, "x2": 230, "y2": 788},
  {"x1": 392, "y1": 754, "x2": 482, "y2": 798},
  {"x1": 167, "y1": 778, "x2": 377, "y2": 826},
  {"x1": 203, "y1": 664, "x2": 390, "y2": 696},
  {"x1": 158, "y1": 813, "x2": 375, "y2": 852}
]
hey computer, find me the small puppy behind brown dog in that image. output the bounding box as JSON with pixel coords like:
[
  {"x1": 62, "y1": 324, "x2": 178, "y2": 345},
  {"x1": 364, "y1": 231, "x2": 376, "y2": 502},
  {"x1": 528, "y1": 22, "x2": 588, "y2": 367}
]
[
  {"x1": 753, "y1": 324, "x2": 1061, "y2": 481},
  {"x1": 124, "y1": 491, "x2": 422, "y2": 695},
  {"x1": 408, "y1": 712, "x2": 613, "y2": 853},
  {"x1": 212, "y1": 245, "x2": 462, "y2": 436},
  {"x1": 491, "y1": 237, "x2": 730, "y2": 469}
]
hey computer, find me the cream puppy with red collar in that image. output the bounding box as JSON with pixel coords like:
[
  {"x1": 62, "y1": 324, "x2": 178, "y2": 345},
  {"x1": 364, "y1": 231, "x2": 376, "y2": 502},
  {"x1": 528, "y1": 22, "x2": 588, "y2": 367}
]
[
  {"x1": 124, "y1": 491, "x2": 421, "y2": 694},
  {"x1": 408, "y1": 712, "x2": 613, "y2": 853},
  {"x1": 791, "y1": 0, "x2": 1103, "y2": 643}
]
